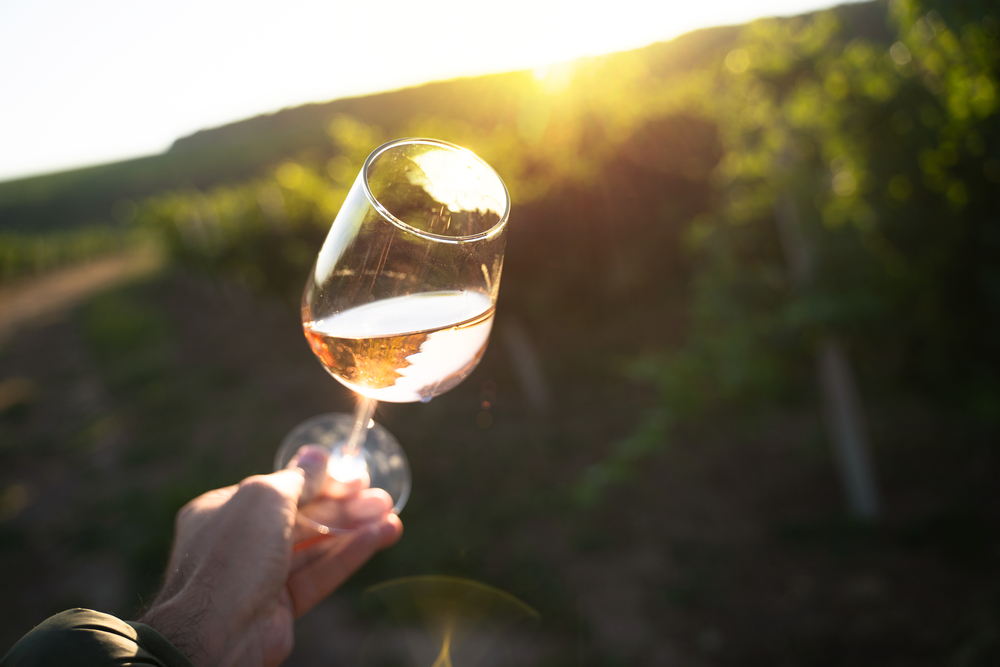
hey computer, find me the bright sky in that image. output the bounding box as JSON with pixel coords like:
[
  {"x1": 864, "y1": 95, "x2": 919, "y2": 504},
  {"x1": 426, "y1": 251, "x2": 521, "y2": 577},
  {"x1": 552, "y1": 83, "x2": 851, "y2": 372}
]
[{"x1": 0, "y1": 0, "x2": 856, "y2": 182}]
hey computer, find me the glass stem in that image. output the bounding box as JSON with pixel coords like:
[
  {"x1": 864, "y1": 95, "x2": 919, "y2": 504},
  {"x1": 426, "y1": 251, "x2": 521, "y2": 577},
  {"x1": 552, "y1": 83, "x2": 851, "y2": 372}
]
[{"x1": 343, "y1": 396, "x2": 377, "y2": 458}]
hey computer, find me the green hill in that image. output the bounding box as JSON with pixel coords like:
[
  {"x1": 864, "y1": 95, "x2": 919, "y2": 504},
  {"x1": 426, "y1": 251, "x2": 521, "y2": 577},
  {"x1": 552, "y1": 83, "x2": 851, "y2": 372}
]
[{"x1": 0, "y1": 1, "x2": 889, "y2": 234}]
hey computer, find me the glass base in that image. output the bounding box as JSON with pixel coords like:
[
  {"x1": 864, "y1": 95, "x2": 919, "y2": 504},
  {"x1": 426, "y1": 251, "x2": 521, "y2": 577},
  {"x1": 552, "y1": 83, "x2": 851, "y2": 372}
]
[{"x1": 275, "y1": 413, "x2": 411, "y2": 533}]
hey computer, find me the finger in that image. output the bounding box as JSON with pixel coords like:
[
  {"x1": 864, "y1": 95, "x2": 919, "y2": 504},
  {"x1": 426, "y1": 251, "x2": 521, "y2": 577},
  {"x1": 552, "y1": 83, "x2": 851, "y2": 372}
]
[
  {"x1": 291, "y1": 488, "x2": 392, "y2": 544},
  {"x1": 322, "y1": 469, "x2": 370, "y2": 499},
  {"x1": 297, "y1": 488, "x2": 393, "y2": 532},
  {"x1": 293, "y1": 511, "x2": 402, "y2": 568},
  {"x1": 381, "y1": 512, "x2": 403, "y2": 547},
  {"x1": 277, "y1": 445, "x2": 330, "y2": 507},
  {"x1": 290, "y1": 508, "x2": 402, "y2": 566},
  {"x1": 287, "y1": 515, "x2": 403, "y2": 617},
  {"x1": 179, "y1": 484, "x2": 238, "y2": 518},
  {"x1": 173, "y1": 484, "x2": 239, "y2": 534}
]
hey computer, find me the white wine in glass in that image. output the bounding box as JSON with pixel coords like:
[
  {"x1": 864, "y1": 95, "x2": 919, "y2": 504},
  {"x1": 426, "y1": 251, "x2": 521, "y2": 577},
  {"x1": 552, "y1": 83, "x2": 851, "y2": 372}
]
[
  {"x1": 276, "y1": 138, "x2": 509, "y2": 534},
  {"x1": 303, "y1": 290, "x2": 496, "y2": 403}
]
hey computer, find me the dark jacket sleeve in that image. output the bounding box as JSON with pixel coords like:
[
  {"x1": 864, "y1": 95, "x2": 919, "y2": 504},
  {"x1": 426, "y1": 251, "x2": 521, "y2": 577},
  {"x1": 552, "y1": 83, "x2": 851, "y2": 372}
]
[{"x1": 1, "y1": 608, "x2": 194, "y2": 667}]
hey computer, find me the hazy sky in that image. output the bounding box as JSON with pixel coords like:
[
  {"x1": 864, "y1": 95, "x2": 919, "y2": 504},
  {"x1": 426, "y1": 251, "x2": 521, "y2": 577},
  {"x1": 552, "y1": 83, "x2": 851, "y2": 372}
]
[{"x1": 0, "y1": 0, "x2": 859, "y2": 182}]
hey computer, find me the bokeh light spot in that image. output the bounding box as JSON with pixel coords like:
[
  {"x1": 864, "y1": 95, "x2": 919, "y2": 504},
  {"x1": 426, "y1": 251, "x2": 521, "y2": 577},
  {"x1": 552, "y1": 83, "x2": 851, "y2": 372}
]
[
  {"x1": 889, "y1": 41, "x2": 912, "y2": 65},
  {"x1": 276, "y1": 162, "x2": 305, "y2": 189},
  {"x1": 725, "y1": 48, "x2": 750, "y2": 73},
  {"x1": 326, "y1": 155, "x2": 354, "y2": 183},
  {"x1": 833, "y1": 171, "x2": 857, "y2": 196}
]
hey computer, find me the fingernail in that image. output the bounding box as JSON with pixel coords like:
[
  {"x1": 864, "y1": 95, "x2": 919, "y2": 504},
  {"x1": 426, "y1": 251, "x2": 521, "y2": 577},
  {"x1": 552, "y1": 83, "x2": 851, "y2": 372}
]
[{"x1": 296, "y1": 445, "x2": 328, "y2": 472}]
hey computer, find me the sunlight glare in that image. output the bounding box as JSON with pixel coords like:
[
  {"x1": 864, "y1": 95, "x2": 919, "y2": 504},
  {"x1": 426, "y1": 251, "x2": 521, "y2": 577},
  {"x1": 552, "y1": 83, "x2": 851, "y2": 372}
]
[
  {"x1": 0, "y1": 0, "x2": 855, "y2": 181},
  {"x1": 535, "y1": 61, "x2": 576, "y2": 94},
  {"x1": 409, "y1": 150, "x2": 506, "y2": 217}
]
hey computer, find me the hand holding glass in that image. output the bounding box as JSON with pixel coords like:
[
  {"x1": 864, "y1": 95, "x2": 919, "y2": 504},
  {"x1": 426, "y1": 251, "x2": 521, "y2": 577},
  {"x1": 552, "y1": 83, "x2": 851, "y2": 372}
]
[{"x1": 275, "y1": 138, "x2": 509, "y2": 534}]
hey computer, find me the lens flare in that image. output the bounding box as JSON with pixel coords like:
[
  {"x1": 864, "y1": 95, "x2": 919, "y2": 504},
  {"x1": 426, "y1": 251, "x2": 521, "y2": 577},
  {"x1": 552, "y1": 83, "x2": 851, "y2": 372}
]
[{"x1": 360, "y1": 576, "x2": 540, "y2": 666}]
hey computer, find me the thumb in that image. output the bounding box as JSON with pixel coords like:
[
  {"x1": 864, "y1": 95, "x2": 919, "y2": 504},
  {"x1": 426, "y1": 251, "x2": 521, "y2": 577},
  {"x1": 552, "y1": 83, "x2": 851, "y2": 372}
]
[{"x1": 283, "y1": 445, "x2": 330, "y2": 507}]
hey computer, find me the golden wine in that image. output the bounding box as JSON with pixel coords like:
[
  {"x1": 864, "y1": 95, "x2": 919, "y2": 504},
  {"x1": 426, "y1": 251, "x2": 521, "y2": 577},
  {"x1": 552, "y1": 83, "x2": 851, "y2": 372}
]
[{"x1": 304, "y1": 291, "x2": 494, "y2": 403}]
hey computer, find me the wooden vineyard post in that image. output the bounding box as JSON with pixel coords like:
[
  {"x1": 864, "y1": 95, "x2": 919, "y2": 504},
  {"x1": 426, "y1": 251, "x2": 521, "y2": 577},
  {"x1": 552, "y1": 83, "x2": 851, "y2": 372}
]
[{"x1": 773, "y1": 193, "x2": 881, "y2": 520}]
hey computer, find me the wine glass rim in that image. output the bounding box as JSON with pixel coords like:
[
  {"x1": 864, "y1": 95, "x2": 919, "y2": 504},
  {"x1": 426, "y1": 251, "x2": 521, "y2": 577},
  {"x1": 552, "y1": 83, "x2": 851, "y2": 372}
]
[{"x1": 362, "y1": 137, "x2": 510, "y2": 244}]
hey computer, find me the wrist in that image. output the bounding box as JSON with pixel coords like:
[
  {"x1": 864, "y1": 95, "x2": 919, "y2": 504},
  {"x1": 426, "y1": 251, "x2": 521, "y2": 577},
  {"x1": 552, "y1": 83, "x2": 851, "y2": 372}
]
[{"x1": 140, "y1": 592, "x2": 213, "y2": 667}]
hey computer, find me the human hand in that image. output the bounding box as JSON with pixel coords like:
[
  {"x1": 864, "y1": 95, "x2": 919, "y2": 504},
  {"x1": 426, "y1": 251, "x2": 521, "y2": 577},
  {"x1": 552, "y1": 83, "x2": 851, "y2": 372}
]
[{"x1": 140, "y1": 446, "x2": 403, "y2": 667}]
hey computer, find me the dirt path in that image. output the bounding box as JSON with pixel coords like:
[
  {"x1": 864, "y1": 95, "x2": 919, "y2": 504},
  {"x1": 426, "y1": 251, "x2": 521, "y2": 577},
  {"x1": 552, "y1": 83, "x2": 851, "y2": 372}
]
[{"x1": 0, "y1": 249, "x2": 163, "y2": 345}]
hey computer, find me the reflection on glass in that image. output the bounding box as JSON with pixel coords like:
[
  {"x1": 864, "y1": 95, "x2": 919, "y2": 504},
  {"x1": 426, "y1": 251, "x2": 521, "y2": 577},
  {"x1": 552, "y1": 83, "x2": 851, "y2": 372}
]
[
  {"x1": 275, "y1": 138, "x2": 509, "y2": 535},
  {"x1": 360, "y1": 575, "x2": 540, "y2": 666}
]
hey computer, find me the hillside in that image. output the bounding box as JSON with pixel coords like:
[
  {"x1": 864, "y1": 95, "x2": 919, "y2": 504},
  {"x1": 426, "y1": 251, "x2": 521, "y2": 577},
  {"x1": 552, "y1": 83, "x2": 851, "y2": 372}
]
[{"x1": 0, "y1": 1, "x2": 888, "y2": 233}]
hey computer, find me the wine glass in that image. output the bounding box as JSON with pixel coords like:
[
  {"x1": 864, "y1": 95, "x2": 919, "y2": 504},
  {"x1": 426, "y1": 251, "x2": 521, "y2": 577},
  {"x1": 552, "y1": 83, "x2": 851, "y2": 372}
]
[{"x1": 275, "y1": 138, "x2": 509, "y2": 534}]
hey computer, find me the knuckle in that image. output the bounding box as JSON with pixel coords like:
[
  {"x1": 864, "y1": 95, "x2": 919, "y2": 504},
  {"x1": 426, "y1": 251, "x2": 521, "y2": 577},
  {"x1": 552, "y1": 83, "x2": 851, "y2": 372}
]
[
  {"x1": 236, "y1": 475, "x2": 278, "y2": 499},
  {"x1": 175, "y1": 498, "x2": 200, "y2": 525}
]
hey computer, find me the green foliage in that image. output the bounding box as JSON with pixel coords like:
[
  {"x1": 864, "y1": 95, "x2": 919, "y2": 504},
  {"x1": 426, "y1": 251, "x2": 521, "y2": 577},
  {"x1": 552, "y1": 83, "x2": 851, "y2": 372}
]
[
  {"x1": 81, "y1": 287, "x2": 173, "y2": 392},
  {"x1": 137, "y1": 158, "x2": 344, "y2": 300},
  {"x1": 0, "y1": 225, "x2": 151, "y2": 283},
  {"x1": 572, "y1": 410, "x2": 670, "y2": 507},
  {"x1": 650, "y1": 0, "x2": 1000, "y2": 418},
  {"x1": 131, "y1": 76, "x2": 623, "y2": 302},
  {"x1": 5, "y1": 0, "x2": 992, "y2": 501},
  {"x1": 565, "y1": 0, "x2": 1000, "y2": 504},
  {"x1": 120, "y1": 5, "x2": 998, "y2": 510}
]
